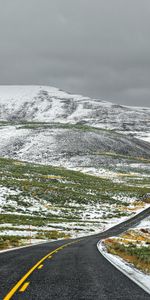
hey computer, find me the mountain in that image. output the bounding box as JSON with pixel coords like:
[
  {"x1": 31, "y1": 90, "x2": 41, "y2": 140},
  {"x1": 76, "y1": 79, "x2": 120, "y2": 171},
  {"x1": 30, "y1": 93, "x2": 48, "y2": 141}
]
[
  {"x1": 0, "y1": 85, "x2": 150, "y2": 142},
  {"x1": 0, "y1": 85, "x2": 150, "y2": 169}
]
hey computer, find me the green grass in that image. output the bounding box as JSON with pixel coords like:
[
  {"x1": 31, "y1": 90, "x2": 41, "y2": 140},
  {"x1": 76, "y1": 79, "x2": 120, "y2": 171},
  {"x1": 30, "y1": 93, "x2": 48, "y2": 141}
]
[
  {"x1": 0, "y1": 236, "x2": 30, "y2": 250},
  {"x1": 35, "y1": 230, "x2": 70, "y2": 240},
  {"x1": 16, "y1": 121, "x2": 114, "y2": 133}
]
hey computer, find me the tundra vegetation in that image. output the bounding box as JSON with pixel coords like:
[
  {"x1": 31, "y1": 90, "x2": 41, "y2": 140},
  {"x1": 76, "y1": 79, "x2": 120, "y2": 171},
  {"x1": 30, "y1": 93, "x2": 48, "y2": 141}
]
[
  {"x1": 0, "y1": 155, "x2": 150, "y2": 249},
  {"x1": 104, "y1": 227, "x2": 150, "y2": 274}
]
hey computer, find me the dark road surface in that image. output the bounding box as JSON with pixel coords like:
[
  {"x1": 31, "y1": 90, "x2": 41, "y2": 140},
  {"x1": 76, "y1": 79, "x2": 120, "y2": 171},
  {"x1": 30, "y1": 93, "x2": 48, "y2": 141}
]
[{"x1": 0, "y1": 207, "x2": 150, "y2": 300}]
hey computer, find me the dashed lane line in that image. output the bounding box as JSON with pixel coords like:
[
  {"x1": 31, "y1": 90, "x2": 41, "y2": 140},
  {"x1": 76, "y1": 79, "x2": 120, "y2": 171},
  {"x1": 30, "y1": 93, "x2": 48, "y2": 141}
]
[
  {"x1": 3, "y1": 239, "x2": 80, "y2": 300},
  {"x1": 38, "y1": 265, "x2": 43, "y2": 270},
  {"x1": 19, "y1": 282, "x2": 30, "y2": 293}
]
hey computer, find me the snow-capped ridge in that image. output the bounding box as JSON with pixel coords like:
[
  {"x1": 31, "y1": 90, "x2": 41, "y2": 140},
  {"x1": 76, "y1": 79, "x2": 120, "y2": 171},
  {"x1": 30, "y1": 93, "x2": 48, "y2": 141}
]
[{"x1": 0, "y1": 85, "x2": 150, "y2": 142}]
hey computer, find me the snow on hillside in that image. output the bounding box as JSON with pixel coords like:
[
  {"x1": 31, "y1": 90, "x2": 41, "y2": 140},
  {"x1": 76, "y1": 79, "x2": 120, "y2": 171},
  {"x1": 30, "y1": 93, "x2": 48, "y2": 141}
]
[
  {"x1": 0, "y1": 125, "x2": 150, "y2": 170},
  {"x1": 0, "y1": 85, "x2": 92, "y2": 123},
  {"x1": 0, "y1": 85, "x2": 149, "y2": 175},
  {"x1": 0, "y1": 85, "x2": 150, "y2": 141}
]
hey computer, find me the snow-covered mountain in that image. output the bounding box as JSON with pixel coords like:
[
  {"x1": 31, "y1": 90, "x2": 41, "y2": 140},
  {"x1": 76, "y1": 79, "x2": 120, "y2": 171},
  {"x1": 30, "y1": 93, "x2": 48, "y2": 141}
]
[
  {"x1": 0, "y1": 85, "x2": 150, "y2": 169},
  {"x1": 0, "y1": 85, "x2": 150, "y2": 141}
]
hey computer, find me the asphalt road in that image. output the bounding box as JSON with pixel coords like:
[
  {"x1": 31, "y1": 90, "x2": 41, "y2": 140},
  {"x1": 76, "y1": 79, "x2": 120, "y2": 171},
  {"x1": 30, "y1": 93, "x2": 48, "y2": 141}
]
[{"x1": 0, "y1": 207, "x2": 150, "y2": 300}]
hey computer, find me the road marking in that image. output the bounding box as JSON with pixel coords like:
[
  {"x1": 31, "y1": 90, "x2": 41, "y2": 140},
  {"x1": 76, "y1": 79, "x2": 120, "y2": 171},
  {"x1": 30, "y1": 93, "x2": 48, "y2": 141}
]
[
  {"x1": 19, "y1": 282, "x2": 30, "y2": 292},
  {"x1": 3, "y1": 240, "x2": 81, "y2": 300},
  {"x1": 38, "y1": 264, "x2": 43, "y2": 269}
]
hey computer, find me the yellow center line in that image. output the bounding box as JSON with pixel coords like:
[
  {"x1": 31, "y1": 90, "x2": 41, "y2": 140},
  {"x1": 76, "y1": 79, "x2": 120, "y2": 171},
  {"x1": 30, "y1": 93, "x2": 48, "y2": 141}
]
[
  {"x1": 19, "y1": 282, "x2": 30, "y2": 293},
  {"x1": 3, "y1": 240, "x2": 81, "y2": 300}
]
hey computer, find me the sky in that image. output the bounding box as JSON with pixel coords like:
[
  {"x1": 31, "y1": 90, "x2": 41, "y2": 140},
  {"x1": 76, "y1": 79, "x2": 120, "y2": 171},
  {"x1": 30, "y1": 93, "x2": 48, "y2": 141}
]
[{"x1": 0, "y1": 0, "x2": 150, "y2": 106}]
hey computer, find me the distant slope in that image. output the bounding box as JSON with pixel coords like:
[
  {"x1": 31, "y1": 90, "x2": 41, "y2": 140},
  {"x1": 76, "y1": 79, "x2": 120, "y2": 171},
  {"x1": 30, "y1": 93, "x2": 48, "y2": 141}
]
[
  {"x1": 0, "y1": 86, "x2": 150, "y2": 141},
  {"x1": 0, "y1": 124, "x2": 150, "y2": 169}
]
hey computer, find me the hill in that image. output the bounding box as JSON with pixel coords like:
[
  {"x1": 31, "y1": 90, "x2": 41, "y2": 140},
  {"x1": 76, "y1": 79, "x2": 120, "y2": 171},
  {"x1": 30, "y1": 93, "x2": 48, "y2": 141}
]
[{"x1": 0, "y1": 85, "x2": 150, "y2": 141}]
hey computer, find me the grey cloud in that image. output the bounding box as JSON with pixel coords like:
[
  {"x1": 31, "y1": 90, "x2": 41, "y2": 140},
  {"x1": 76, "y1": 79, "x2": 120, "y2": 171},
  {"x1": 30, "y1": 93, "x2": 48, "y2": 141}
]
[{"x1": 0, "y1": 0, "x2": 150, "y2": 106}]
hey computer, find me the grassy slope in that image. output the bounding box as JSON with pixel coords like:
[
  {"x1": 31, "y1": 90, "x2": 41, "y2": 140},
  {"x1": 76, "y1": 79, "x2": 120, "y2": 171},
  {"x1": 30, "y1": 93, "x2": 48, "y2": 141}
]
[
  {"x1": 0, "y1": 122, "x2": 150, "y2": 249},
  {"x1": 0, "y1": 156, "x2": 150, "y2": 244}
]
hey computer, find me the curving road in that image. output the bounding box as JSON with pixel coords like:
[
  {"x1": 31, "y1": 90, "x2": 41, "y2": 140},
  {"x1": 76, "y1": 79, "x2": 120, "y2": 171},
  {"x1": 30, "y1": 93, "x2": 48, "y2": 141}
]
[{"x1": 0, "y1": 207, "x2": 150, "y2": 300}]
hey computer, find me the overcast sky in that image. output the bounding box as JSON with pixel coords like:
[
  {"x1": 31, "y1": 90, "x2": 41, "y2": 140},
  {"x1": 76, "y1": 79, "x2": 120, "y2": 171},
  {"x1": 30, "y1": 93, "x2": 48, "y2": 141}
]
[{"x1": 0, "y1": 0, "x2": 150, "y2": 106}]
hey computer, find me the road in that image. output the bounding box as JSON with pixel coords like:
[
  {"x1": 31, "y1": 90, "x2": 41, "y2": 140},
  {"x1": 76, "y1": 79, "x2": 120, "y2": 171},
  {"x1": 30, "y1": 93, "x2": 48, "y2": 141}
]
[{"x1": 0, "y1": 207, "x2": 150, "y2": 300}]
